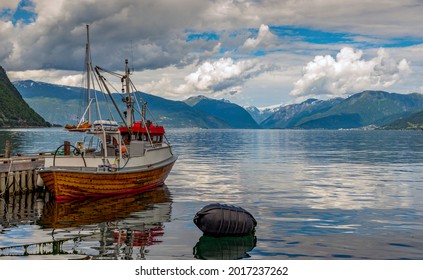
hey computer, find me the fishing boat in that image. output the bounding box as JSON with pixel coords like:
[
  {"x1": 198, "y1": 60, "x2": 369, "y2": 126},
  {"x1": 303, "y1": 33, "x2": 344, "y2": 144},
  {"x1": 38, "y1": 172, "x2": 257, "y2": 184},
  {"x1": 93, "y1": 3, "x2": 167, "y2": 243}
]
[{"x1": 37, "y1": 26, "x2": 177, "y2": 201}]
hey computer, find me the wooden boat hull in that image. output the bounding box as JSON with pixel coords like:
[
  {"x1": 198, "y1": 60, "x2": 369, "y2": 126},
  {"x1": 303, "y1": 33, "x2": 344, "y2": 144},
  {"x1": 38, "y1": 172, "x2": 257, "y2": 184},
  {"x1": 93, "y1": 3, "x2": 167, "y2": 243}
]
[{"x1": 38, "y1": 156, "x2": 177, "y2": 202}]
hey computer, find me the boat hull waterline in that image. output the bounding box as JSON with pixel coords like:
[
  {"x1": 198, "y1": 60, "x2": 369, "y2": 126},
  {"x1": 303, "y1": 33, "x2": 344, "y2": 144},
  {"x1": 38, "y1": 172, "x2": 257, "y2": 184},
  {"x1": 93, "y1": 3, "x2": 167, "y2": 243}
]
[{"x1": 38, "y1": 156, "x2": 177, "y2": 202}]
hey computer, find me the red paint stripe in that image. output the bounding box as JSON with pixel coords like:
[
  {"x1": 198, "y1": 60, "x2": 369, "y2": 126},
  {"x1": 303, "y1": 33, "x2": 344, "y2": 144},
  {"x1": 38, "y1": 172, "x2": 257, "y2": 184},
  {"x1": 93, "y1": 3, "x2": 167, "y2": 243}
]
[{"x1": 54, "y1": 180, "x2": 165, "y2": 203}]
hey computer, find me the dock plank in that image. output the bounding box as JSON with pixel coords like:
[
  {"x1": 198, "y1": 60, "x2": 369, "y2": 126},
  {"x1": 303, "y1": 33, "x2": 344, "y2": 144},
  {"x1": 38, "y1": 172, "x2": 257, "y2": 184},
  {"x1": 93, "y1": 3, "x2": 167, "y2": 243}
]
[{"x1": 0, "y1": 155, "x2": 46, "y2": 196}]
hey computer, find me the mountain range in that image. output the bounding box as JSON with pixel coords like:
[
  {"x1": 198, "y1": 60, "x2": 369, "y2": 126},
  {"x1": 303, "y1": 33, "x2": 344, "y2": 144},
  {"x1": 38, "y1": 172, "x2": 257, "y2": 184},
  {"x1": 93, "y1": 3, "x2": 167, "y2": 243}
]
[
  {"x1": 10, "y1": 79, "x2": 423, "y2": 130},
  {"x1": 253, "y1": 91, "x2": 423, "y2": 129},
  {"x1": 185, "y1": 95, "x2": 259, "y2": 129},
  {"x1": 14, "y1": 80, "x2": 255, "y2": 129}
]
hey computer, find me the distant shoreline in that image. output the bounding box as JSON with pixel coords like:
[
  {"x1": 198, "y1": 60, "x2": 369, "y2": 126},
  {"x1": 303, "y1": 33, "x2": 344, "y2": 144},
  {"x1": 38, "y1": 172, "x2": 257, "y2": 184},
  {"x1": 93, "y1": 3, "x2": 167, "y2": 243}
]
[{"x1": 0, "y1": 124, "x2": 61, "y2": 129}]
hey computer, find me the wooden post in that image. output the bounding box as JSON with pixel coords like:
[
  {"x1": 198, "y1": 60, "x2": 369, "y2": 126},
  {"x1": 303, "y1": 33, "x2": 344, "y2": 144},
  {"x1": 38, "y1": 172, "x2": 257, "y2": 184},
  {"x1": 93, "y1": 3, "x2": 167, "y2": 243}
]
[
  {"x1": 7, "y1": 172, "x2": 14, "y2": 195},
  {"x1": 27, "y1": 169, "x2": 34, "y2": 190},
  {"x1": 13, "y1": 171, "x2": 20, "y2": 195},
  {"x1": 64, "y1": 141, "x2": 70, "y2": 155},
  {"x1": 5, "y1": 140, "x2": 11, "y2": 158},
  {"x1": 0, "y1": 173, "x2": 6, "y2": 194},
  {"x1": 21, "y1": 170, "x2": 27, "y2": 192}
]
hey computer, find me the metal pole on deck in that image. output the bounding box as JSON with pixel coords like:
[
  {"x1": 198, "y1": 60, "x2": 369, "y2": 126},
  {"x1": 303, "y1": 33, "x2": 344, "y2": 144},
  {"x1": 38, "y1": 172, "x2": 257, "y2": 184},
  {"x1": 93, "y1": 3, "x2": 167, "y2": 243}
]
[{"x1": 86, "y1": 24, "x2": 91, "y2": 124}]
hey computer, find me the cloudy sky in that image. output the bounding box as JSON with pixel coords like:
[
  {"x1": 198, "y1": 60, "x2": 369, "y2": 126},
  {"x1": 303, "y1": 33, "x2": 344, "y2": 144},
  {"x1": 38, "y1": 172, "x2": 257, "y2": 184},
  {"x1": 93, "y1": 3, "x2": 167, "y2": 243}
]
[{"x1": 1, "y1": 0, "x2": 423, "y2": 108}]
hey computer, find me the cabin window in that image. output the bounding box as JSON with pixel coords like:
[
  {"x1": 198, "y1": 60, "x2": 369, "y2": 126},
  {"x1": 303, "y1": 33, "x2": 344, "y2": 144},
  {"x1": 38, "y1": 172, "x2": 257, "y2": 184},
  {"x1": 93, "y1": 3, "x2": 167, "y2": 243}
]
[
  {"x1": 134, "y1": 133, "x2": 163, "y2": 143},
  {"x1": 151, "y1": 135, "x2": 163, "y2": 143}
]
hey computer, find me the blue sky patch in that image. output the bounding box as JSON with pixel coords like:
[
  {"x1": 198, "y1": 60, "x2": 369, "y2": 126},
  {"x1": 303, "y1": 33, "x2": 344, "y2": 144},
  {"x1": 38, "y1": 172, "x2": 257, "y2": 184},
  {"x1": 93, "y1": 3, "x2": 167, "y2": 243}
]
[
  {"x1": 0, "y1": 8, "x2": 12, "y2": 20},
  {"x1": 253, "y1": 50, "x2": 266, "y2": 56},
  {"x1": 271, "y1": 26, "x2": 355, "y2": 45},
  {"x1": 384, "y1": 37, "x2": 423, "y2": 48},
  {"x1": 0, "y1": 0, "x2": 37, "y2": 25},
  {"x1": 186, "y1": 32, "x2": 219, "y2": 42},
  {"x1": 270, "y1": 25, "x2": 423, "y2": 49}
]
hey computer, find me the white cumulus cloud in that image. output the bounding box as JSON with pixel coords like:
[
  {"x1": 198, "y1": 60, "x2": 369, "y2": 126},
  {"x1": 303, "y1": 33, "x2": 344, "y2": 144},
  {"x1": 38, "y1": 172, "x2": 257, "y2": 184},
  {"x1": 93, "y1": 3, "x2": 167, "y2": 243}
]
[
  {"x1": 0, "y1": 0, "x2": 20, "y2": 10},
  {"x1": 242, "y1": 24, "x2": 278, "y2": 50},
  {"x1": 176, "y1": 57, "x2": 274, "y2": 96},
  {"x1": 290, "y1": 47, "x2": 411, "y2": 99}
]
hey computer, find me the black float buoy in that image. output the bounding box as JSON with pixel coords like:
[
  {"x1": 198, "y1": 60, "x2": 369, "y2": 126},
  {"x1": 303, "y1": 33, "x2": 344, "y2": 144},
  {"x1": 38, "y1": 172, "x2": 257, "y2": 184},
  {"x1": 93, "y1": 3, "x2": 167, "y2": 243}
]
[{"x1": 193, "y1": 203, "x2": 257, "y2": 236}]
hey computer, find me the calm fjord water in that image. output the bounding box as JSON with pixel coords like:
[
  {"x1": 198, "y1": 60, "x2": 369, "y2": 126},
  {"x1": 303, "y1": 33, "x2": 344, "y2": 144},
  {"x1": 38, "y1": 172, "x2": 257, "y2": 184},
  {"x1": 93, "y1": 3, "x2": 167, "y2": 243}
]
[{"x1": 0, "y1": 128, "x2": 422, "y2": 259}]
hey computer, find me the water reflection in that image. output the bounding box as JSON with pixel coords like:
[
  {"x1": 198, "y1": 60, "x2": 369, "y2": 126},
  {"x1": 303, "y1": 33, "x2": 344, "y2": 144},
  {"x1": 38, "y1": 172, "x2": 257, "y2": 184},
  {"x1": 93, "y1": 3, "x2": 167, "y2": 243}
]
[
  {"x1": 1, "y1": 128, "x2": 423, "y2": 259},
  {"x1": 169, "y1": 129, "x2": 423, "y2": 211},
  {"x1": 39, "y1": 187, "x2": 171, "y2": 228},
  {"x1": 0, "y1": 186, "x2": 172, "y2": 259},
  {"x1": 193, "y1": 234, "x2": 257, "y2": 260}
]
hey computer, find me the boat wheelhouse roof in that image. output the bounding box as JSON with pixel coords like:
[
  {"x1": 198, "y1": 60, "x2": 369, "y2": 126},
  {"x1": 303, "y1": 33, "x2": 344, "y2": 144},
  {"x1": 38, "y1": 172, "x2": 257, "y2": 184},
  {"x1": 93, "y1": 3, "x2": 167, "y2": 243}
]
[{"x1": 119, "y1": 121, "x2": 165, "y2": 135}]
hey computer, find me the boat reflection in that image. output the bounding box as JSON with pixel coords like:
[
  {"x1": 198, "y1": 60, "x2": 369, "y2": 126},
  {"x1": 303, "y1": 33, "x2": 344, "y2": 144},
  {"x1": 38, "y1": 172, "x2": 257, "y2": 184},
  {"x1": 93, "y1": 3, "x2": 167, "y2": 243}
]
[
  {"x1": 193, "y1": 234, "x2": 257, "y2": 260},
  {"x1": 1, "y1": 186, "x2": 172, "y2": 259},
  {"x1": 39, "y1": 186, "x2": 172, "y2": 229}
]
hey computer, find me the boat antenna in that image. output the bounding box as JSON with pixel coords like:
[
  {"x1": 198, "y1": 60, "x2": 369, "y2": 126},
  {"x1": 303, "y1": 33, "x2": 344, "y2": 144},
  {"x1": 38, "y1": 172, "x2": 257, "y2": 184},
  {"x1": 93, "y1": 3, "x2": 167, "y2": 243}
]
[
  {"x1": 130, "y1": 40, "x2": 135, "y2": 73},
  {"x1": 124, "y1": 59, "x2": 134, "y2": 127}
]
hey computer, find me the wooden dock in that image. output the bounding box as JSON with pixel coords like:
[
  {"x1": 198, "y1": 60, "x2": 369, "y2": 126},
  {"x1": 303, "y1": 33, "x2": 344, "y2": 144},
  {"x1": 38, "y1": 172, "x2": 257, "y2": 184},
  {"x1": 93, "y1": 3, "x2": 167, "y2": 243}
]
[{"x1": 0, "y1": 140, "x2": 46, "y2": 197}]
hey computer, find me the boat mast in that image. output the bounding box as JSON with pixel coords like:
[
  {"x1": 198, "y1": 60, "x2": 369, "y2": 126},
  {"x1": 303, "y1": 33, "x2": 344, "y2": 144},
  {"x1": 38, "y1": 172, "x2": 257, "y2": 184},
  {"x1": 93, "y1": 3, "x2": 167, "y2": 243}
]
[
  {"x1": 123, "y1": 59, "x2": 133, "y2": 128},
  {"x1": 86, "y1": 24, "x2": 91, "y2": 124}
]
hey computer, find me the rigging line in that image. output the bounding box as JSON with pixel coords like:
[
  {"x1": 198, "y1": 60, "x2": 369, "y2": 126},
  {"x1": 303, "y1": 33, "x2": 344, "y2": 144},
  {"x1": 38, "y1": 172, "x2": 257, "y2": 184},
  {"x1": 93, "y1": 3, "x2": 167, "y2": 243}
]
[
  {"x1": 128, "y1": 80, "x2": 148, "y2": 114},
  {"x1": 119, "y1": 79, "x2": 154, "y2": 145},
  {"x1": 132, "y1": 101, "x2": 143, "y2": 119},
  {"x1": 128, "y1": 80, "x2": 146, "y2": 120},
  {"x1": 128, "y1": 79, "x2": 141, "y2": 93},
  {"x1": 125, "y1": 81, "x2": 155, "y2": 144},
  {"x1": 129, "y1": 84, "x2": 143, "y2": 118},
  {"x1": 92, "y1": 80, "x2": 103, "y2": 122},
  {"x1": 88, "y1": 63, "x2": 100, "y2": 121},
  {"x1": 127, "y1": 79, "x2": 171, "y2": 146},
  {"x1": 140, "y1": 105, "x2": 154, "y2": 145},
  {"x1": 93, "y1": 70, "x2": 115, "y2": 122},
  {"x1": 101, "y1": 75, "x2": 129, "y2": 122},
  {"x1": 128, "y1": 82, "x2": 142, "y2": 114},
  {"x1": 95, "y1": 66, "x2": 124, "y2": 79},
  {"x1": 97, "y1": 68, "x2": 127, "y2": 100},
  {"x1": 99, "y1": 76, "x2": 119, "y2": 121},
  {"x1": 77, "y1": 98, "x2": 94, "y2": 127},
  {"x1": 95, "y1": 66, "x2": 129, "y2": 100},
  {"x1": 121, "y1": 91, "x2": 152, "y2": 144},
  {"x1": 104, "y1": 79, "x2": 123, "y2": 97},
  {"x1": 86, "y1": 63, "x2": 106, "y2": 122},
  {"x1": 95, "y1": 67, "x2": 130, "y2": 132}
]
